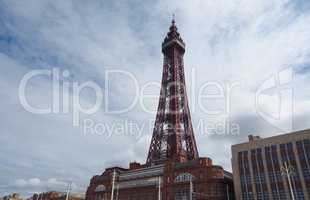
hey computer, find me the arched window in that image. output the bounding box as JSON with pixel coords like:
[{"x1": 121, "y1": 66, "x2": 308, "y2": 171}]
[
  {"x1": 94, "y1": 184, "x2": 106, "y2": 192},
  {"x1": 174, "y1": 173, "x2": 195, "y2": 183}
]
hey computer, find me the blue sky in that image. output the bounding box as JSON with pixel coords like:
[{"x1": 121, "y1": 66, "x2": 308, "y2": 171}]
[{"x1": 1, "y1": 0, "x2": 310, "y2": 197}]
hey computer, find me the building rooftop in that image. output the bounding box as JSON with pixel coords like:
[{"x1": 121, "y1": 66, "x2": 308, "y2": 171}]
[{"x1": 232, "y1": 128, "x2": 310, "y2": 150}]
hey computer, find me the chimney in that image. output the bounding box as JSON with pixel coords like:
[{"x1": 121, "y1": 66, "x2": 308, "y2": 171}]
[{"x1": 248, "y1": 135, "x2": 261, "y2": 142}]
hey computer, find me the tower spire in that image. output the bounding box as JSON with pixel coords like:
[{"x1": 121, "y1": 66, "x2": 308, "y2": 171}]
[
  {"x1": 170, "y1": 14, "x2": 177, "y2": 33},
  {"x1": 146, "y1": 20, "x2": 199, "y2": 165}
]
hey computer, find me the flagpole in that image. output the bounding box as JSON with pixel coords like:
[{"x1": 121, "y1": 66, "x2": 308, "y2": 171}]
[
  {"x1": 226, "y1": 184, "x2": 230, "y2": 200},
  {"x1": 158, "y1": 177, "x2": 161, "y2": 200},
  {"x1": 111, "y1": 170, "x2": 116, "y2": 200},
  {"x1": 190, "y1": 176, "x2": 193, "y2": 200}
]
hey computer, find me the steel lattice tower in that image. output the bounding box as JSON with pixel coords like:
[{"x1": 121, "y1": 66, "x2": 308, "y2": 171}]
[{"x1": 146, "y1": 19, "x2": 199, "y2": 165}]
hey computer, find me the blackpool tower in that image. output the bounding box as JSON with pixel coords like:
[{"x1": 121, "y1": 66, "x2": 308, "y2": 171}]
[
  {"x1": 147, "y1": 18, "x2": 198, "y2": 165},
  {"x1": 86, "y1": 19, "x2": 235, "y2": 200}
]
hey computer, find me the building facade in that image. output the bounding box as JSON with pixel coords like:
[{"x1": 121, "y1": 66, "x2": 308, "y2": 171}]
[
  {"x1": 232, "y1": 129, "x2": 310, "y2": 200},
  {"x1": 85, "y1": 19, "x2": 235, "y2": 200}
]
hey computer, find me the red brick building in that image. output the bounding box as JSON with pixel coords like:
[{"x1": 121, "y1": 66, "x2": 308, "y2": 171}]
[{"x1": 86, "y1": 19, "x2": 234, "y2": 200}]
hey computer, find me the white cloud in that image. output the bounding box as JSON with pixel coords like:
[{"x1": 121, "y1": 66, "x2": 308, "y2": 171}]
[
  {"x1": 28, "y1": 179, "x2": 41, "y2": 187},
  {"x1": 14, "y1": 180, "x2": 28, "y2": 188},
  {"x1": 13, "y1": 178, "x2": 40, "y2": 188}
]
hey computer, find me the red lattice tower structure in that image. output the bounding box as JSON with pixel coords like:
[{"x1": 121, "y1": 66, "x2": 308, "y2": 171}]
[{"x1": 146, "y1": 19, "x2": 199, "y2": 166}]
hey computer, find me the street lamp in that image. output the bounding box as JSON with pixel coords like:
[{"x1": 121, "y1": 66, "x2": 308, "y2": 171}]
[{"x1": 281, "y1": 161, "x2": 296, "y2": 200}]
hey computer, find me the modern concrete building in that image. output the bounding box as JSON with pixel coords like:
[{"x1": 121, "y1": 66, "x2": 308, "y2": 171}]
[{"x1": 232, "y1": 129, "x2": 310, "y2": 200}]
